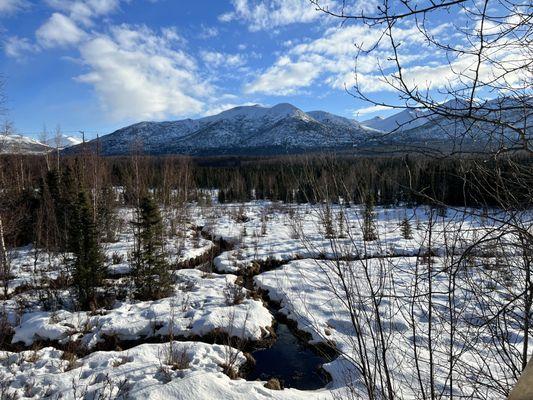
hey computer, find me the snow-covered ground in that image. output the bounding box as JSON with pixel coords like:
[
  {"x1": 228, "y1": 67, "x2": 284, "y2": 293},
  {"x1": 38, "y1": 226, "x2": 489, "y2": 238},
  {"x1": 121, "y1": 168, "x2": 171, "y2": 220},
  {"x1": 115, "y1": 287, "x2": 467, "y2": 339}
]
[
  {"x1": 11, "y1": 269, "x2": 272, "y2": 348},
  {"x1": 1, "y1": 201, "x2": 531, "y2": 399}
]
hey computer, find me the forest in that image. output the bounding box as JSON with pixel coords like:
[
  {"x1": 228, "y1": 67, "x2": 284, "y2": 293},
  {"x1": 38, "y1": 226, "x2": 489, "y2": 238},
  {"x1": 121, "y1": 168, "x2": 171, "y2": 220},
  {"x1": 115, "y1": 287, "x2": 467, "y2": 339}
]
[{"x1": 1, "y1": 152, "x2": 531, "y2": 250}]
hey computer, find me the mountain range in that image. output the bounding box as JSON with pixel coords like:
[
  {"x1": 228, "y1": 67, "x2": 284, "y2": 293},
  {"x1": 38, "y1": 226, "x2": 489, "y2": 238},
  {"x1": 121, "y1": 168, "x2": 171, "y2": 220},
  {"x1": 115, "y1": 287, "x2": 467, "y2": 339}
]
[
  {"x1": 0, "y1": 134, "x2": 82, "y2": 154},
  {"x1": 362, "y1": 108, "x2": 429, "y2": 132},
  {"x1": 66, "y1": 103, "x2": 376, "y2": 156},
  {"x1": 0, "y1": 134, "x2": 51, "y2": 154},
  {"x1": 5, "y1": 98, "x2": 531, "y2": 156}
]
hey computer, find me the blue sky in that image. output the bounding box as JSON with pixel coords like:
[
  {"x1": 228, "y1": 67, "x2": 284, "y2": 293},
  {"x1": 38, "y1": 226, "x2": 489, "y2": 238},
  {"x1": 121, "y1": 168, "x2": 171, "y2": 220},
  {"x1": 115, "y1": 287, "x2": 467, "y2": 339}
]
[{"x1": 0, "y1": 0, "x2": 493, "y2": 139}]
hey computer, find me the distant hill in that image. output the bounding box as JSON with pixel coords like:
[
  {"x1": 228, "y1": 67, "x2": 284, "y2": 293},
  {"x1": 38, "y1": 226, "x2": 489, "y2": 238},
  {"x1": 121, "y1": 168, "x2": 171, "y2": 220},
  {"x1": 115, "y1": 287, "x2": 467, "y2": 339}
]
[
  {"x1": 64, "y1": 98, "x2": 531, "y2": 156},
  {"x1": 65, "y1": 103, "x2": 375, "y2": 156},
  {"x1": 0, "y1": 133, "x2": 82, "y2": 155},
  {"x1": 0, "y1": 134, "x2": 51, "y2": 154}
]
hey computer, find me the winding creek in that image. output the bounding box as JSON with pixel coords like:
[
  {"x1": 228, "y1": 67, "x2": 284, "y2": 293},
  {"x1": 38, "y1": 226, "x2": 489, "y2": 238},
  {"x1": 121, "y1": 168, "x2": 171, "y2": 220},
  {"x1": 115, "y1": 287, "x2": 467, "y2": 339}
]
[
  {"x1": 200, "y1": 232, "x2": 334, "y2": 389},
  {"x1": 3, "y1": 230, "x2": 335, "y2": 392},
  {"x1": 247, "y1": 321, "x2": 329, "y2": 390}
]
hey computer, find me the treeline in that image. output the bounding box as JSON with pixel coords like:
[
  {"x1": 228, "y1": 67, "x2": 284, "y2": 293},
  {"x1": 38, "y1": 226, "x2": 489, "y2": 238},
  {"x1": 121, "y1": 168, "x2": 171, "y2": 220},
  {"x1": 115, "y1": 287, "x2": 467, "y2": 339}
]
[
  {"x1": 0, "y1": 153, "x2": 176, "y2": 308},
  {"x1": 0, "y1": 152, "x2": 531, "y2": 250},
  {"x1": 193, "y1": 154, "x2": 533, "y2": 208}
]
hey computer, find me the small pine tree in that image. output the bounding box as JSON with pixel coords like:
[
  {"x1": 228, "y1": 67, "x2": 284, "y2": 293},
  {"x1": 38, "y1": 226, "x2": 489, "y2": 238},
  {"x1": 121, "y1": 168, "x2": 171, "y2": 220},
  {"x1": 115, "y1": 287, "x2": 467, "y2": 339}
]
[
  {"x1": 400, "y1": 217, "x2": 413, "y2": 239},
  {"x1": 132, "y1": 195, "x2": 172, "y2": 300},
  {"x1": 337, "y1": 208, "x2": 346, "y2": 238},
  {"x1": 60, "y1": 167, "x2": 79, "y2": 252},
  {"x1": 71, "y1": 191, "x2": 106, "y2": 310},
  {"x1": 218, "y1": 189, "x2": 226, "y2": 204},
  {"x1": 362, "y1": 194, "x2": 378, "y2": 241},
  {"x1": 97, "y1": 186, "x2": 117, "y2": 243},
  {"x1": 323, "y1": 203, "x2": 335, "y2": 238},
  {"x1": 260, "y1": 213, "x2": 268, "y2": 236}
]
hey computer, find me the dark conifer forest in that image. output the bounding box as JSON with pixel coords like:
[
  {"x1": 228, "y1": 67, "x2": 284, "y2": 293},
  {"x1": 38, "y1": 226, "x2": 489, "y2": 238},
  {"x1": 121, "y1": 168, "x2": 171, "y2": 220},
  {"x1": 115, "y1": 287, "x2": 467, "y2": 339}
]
[{"x1": 0, "y1": 152, "x2": 531, "y2": 250}]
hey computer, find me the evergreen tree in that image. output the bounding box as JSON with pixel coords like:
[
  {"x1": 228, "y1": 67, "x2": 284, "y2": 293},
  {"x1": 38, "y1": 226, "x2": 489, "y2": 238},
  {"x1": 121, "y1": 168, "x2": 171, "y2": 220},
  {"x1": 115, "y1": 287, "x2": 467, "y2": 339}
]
[
  {"x1": 362, "y1": 194, "x2": 378, "y2": 241},
  {"x1": 97, "y1": 186, "x2": 117, "y2": 243},
  {"x1": 44, "y1": 167, "x2": 78, "y2": 252},
  {"x1": 400, "y1": 217, "x2": 413, "y2": 239},
  {"x1": 338, "y1": 208, "x2": 346, "y2": 239},
  {"x1": 132, "y1": 195, "x2": 172, "y2": 300},
  {"x1": 71, "y1": 191, "x2": 106, "y2": 310},
  {"x1": 323, "y1": 203, "x2": 335, "y2": 238},
  {"x1": 217, "y1": 189, "x2": 226, "y2": 204}
]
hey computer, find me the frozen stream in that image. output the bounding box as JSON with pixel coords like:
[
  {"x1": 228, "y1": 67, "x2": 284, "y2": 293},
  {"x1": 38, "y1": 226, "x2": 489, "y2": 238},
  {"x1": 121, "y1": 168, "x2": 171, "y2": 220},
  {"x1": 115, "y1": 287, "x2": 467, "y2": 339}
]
[{"x1": 247, "y1": 320, "x2": 329, "y2": 389}]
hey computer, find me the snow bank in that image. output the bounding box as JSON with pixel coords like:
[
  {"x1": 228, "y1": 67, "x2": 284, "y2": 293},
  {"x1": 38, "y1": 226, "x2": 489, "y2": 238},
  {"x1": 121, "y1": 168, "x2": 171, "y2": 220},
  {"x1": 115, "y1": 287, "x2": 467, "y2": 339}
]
[
  {"x1": 0, "y1": 341, "x2": 338, "y2": 400},
  {"x1": 12, "y1": 270, "x2": 273, "y2": 347}
]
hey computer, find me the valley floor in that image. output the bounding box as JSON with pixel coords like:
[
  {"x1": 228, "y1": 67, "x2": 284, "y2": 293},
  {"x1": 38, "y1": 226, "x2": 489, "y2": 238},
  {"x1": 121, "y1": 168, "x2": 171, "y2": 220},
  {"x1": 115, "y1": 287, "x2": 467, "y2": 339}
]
[{"x1": 1, "y1": 201, "x2": 531, "y2": 399}]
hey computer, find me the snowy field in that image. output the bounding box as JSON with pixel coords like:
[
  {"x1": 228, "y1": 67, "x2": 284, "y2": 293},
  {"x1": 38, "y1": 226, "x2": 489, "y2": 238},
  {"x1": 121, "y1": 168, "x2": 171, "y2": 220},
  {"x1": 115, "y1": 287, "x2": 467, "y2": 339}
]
[{"x1": 1, "y1": 201, "x2": 531, "y2": 399}]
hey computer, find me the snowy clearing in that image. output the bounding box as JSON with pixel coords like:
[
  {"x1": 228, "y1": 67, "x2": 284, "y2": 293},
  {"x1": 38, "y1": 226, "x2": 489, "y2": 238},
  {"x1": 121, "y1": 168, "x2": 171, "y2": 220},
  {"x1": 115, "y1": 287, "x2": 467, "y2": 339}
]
[{"x1": 1, "y1": 201, "x2": 531, "y2": 399}]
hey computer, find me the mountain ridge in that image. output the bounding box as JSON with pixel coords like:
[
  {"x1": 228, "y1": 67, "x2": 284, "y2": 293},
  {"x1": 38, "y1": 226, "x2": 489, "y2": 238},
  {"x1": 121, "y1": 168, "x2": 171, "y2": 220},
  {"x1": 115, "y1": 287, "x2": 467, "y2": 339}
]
[
  {"x1": 63, "y1": 97, "x2": 532, "y2": 156},
  {"x1": 0, "y1": 134, "x2": 82, "y2": 154},
  {"x1": 67, "y1": 103, "x2": 373, "y2": 156}
]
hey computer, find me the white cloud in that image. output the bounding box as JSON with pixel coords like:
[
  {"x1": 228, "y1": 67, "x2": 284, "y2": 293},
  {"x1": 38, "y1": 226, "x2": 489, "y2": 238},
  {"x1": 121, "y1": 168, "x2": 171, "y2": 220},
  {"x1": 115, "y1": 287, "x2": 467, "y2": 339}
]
[
  {"x1": 161, "y1": 27, "x2": 186, "y2": 45},
  {"x1": 76, "y1": 25, "x2": 211, "y2": 121},
  {"x1": 219, "y1": 0, "x2": 329, "y2": 31},
  {"x1": 6, "y1": 1, "x2": 124, "y2": 55},
  {"x1": 245, "y1": 55, "x2": 323, "y2": 95},
  {"x1": 3, "y1": 36, "x2": 39, "y2": 58},
  {"x1": 353, "y1": 104, "x2": 389, "y2": 117},
  {"x1": 245, "y1": 23, "x2": 441, "y2": 96},
  {"x1": 198, "y1": 24, "x2": 219, "y2": 39},
  {"x1": 0, "y1": 0, "x2": 28, "y2": 15},
  {"x1": 244, "y1": 2, "x2": 528, "y2": 101},
  {"x1": 36, "y1": 13, "x2": 87, "y2": 48},
  {"x1": 45, "y1": 0, "x2": 121, "y2": 25},
  {"x1": 5, "y1": 1, "x2": 249, "y2": 122},
  {"x1": 219, "y1": 0, "x2": 377, "y2": 31},
  {"x1": 201, "y1": 51, "x2": 246, "y2": 68}
]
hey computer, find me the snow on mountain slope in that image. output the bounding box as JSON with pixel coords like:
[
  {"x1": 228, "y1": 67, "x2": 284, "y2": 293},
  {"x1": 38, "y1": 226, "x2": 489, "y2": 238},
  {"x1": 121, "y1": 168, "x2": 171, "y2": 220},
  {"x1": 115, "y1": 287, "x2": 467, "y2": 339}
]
[
  {"x1": 360, "y1": 97, "x2": 532, "y2": 148},
  {"x1": 307, "y1": 110, "x2": 362, "y2": 130},
  {"x1": 85, "y1": 120, "x2": 202, "y2": 155},
  {"x1": 202, "y1": 103, "x2": 311, "y2": 124},
  {"x1": 395, "y1": 97, "x2": 532, "y2": 144},
  {"x1": 361, "y1": 108, "x2": 429, "y2": 132},
  {"x1": 58, "y1": 135, "x2": 82, "y2": 148},
  {"x1": 65, "y1": 97, "x2": 530, "y2": 156},
  {"x1": 69, "y1": 104, "x2": 374, "y2": 156},
  {"x1": 44, "y1": 135, "x2": 83, "y2": 149},
  {"x1": 0, "y1": 134, "x2": 51, "y2": 154}
]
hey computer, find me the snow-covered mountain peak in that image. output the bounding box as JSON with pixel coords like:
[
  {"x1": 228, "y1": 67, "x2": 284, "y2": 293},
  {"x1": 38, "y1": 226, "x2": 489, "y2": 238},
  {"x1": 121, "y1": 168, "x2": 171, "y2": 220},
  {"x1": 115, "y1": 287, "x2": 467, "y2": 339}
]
[
  {"x1": 201, "y1": 103, "x2": 307, "y2": 124},
  {"x1": 361, "y1": 108, "x2": 429, "y2": 132},
  {"x1": 63, "y1": 136, "x2": 82, "y2": 147},
  {"x1": 0, "y1": 134, "x2": 51, "y2": 154},
  {"x1": 44, "y1": 135, "x2": 83, "y2": 149},
  {"x1": 308, "y1": 110, "x2": 362, "y2": 129},
  {"x1": 65, "y1": 102, "x2": 376, "y2": 156},
  {"x1": 268, "y1": 102, "x2": 301, "y2": 116}
]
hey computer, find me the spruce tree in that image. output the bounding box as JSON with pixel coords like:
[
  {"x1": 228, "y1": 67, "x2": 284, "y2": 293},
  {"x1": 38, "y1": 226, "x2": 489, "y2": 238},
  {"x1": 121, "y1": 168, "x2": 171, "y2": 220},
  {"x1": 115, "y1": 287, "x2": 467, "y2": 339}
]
[
  {"x1": 338, "y1": 208, "x2": 346, "y2": 238},
  {"x1": 132, "y1": 195, "x2": 172, "y2": 300},
  {"x1": 400, "y1": 217, "x2": 413, "y2": 239},
  {"x1": 323, "y1": 203, "x2": 335, "y2": 238},
  {"x1": 97, "y1": 186, "x2": 117, "y2": 243},
  {"x1": 60, "y1": 167, "x2": 78, "y2": 251},
  {"x1": 218, "y1": 189, "x2": 226, "y2": 204},
  {"x1": 71, "y1": 191, "x2": 106, "y2": 310},
  {"x1": 362, "y1": 193, "x2": 378, "y2": 241}
]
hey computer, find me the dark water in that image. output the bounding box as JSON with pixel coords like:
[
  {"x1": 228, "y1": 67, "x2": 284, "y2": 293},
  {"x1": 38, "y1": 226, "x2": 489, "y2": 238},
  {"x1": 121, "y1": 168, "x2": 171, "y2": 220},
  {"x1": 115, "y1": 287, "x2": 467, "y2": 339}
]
[{"x1": 247, "y1": 322, "x2": 329, "y2": 390}]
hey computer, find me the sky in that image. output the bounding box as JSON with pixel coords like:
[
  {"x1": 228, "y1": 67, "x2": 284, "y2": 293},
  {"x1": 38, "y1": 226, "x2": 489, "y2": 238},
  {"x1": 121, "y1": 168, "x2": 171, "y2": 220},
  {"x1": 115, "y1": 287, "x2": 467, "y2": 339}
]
[{"x1": 0, "y1": 0, "x2": 517, "y2": 140}]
